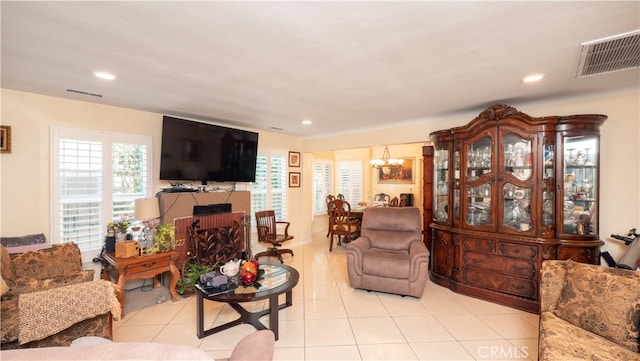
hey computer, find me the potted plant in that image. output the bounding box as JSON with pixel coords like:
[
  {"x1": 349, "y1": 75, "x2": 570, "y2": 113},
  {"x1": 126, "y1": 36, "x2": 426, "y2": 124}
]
[
  {"x1": 142, "y1": 223, "x2": 175, "y2": 255},
  {"x1": 176, "y1": 261, "x2": 211, "y2": 295}
]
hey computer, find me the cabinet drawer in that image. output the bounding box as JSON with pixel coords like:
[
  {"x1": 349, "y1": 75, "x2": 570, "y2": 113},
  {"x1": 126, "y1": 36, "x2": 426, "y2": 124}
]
[
  {"x1": 557, "y1": 246, "x2": 599, "y2": 264},
  {"x1": 463, "y1": 268, "x2": 537, "y2": 299},
  {"x1": 462, "y1": 238, "x2": 494, "y2": 253},
  {"x1": 498, "y1": 242, "x2": 537, "y2": 260},
  {"x1": 463, "y1": 252, "x2": 535, "y2": 278},
  {"x1": 126, "y1": 258, "x2": 170, "y2": 274}
]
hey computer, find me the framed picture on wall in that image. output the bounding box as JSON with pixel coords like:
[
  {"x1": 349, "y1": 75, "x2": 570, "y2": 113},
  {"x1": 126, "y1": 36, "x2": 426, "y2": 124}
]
[
  {"x1": 288, "y1": 151, "x2": 301, "y2": 167},
  {"x1": 377, "y1": 157, "x2": 414, "y2": 184},
  {"x1": 0, "y1": 125, "x2": 11, "y2": 154},
  {"x1": 289, "y1": 172, "x2": 301, "y2": 188}
]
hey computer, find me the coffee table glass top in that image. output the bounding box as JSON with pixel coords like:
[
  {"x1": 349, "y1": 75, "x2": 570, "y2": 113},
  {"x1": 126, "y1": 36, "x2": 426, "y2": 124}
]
[{"x1": 197, "y1": 264, "x2": 297, "y2": 300}]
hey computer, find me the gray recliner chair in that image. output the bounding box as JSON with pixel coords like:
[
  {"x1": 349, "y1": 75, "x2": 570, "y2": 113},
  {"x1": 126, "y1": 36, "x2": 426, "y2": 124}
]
[{"x1": 346, "y1": 207, "x2": 429, "y2": 297}]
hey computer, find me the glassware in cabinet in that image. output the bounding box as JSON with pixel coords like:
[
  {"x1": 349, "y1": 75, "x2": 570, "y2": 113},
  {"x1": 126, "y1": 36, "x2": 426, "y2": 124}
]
[
  {"x1": 434, "y1": 146, "x2": 450, "y2": 222},
  {"x1": 561, "y1": 135, "x2": 599, "y2": 236}
]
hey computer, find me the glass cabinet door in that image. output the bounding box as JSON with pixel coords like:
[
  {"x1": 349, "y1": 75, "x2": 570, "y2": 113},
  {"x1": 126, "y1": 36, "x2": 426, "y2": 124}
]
[
  {"x1": 453, "y1": 149, "x2": 460, "y2": 220},
  {"x1": 465, "y1": 136, "x2": 492, "y2": 227},
  {"x1": 503, "y1": 133, "x2": 532, "y2": 181},
  {"x1": 542, "y1": 144, "x2": 555, "y2": 228},
  {"x1": 502, "y1": 183, "x2": 532, "y2": 231},
  {"x1": 434, "y1": 146, "x2": 450, "y2": 222},
  {"x1": 467, "y1": 136, "x2": 492, "y2": 180},
  {"x1": 501, "y1": 132, "x2": 533, "y2": 232},
  {"x1": 562, "y1": 135, "x2": 598, "y2": 236}
]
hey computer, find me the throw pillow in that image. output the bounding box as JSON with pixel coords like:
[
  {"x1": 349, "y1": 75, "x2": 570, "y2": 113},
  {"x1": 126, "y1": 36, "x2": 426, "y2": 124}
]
[
  {"x1": 0, "y1": 245, "x2": 16, "y2": 282},
  {"x1": 0, "y1": 275, "x2": 8, "y2": 296},
  {"x1": 553, "y1": 260, "x2": 640, "y2": 353}
]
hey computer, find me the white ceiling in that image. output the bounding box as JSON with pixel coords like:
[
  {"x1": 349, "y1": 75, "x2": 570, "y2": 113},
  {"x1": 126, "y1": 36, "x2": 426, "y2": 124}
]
[{"x1": 2, "y1": 1, "x2": 639, "y2": 138}]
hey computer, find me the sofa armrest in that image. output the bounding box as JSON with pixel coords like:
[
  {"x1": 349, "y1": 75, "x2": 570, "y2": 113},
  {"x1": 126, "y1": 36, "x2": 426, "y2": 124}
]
[
  {"x1": 408, "y1": 240, "x2": 429, "y2": 281},
  {"x1": 539, "y1": 260, "x2": 568, "y2": 313},
  {"x1": 346, "y1": 237, "x2": 370, "y2": 275}
]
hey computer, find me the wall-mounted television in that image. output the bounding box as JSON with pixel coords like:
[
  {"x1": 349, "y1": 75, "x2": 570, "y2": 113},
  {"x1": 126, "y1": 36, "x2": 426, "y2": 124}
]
[{"x1": 160, "y1": 116, "x2": 259, "y2": 182}]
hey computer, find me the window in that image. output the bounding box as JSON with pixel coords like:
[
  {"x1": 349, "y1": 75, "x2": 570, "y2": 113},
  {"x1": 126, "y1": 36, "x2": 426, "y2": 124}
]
[
  {"x1": 313, "y1": 160, "x2": 333, "y2": 215},
  {"x1": 337, "y1": 160, "x2": 363, "y2": 205},
  {"x1": 250, "y1": 149, "x2": 288, "y2": 221},
  {"x1": 51, "y1": 128, "x2": 152, "y2": 254}
]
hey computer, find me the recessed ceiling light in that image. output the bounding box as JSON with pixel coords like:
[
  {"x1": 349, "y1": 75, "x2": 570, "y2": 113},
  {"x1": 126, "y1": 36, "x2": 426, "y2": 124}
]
[
  {"x1": 523, "y1": 74, "x2": 544, "y2": 83},
  {"x1": 93, "y1": 71, "x2": 116, "y2": 80},
  {"x1": 302, "y1": 120, "x2": 312, "y2": 125}
]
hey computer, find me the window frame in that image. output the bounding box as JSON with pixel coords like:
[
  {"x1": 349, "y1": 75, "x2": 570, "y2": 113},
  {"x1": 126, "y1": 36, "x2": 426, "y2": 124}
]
[
  {"x1": 337, "y1": 160, "x2": 363, "y2": 206},
  {"x1": 313, "y1": 159, "x2": 334, "y2": 216},
  {"x1": 51, "y1": 127, "x2": 153, "y2": 260}
]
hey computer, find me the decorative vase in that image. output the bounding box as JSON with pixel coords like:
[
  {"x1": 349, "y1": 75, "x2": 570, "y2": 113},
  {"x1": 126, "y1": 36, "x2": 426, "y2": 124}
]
[{"x1": 115, "y1": 232, "x2": 126, "y2": 242}]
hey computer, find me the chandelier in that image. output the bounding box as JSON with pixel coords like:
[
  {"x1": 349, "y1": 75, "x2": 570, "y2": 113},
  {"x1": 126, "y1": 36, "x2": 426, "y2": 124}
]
[{"x1": 370, "y1": 146, "x2": 404, "y2": 169}]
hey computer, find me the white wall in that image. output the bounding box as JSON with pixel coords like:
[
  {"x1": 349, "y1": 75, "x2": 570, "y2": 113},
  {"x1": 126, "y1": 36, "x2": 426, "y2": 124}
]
[
  {"x1": 2, "y1": 89, "x2": 638, "y2": 261},
  {"x1": 302, "y1": 92, "x2": 640, "y2": 261},
  {"x1": 0, "y1": 89, "x2": 304, "y2": 247}
]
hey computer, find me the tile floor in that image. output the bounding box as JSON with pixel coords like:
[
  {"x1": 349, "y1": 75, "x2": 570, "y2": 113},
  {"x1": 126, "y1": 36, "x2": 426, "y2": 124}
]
[{"x1": 109, "y1": 233, "x2": 540, "y2": 360}]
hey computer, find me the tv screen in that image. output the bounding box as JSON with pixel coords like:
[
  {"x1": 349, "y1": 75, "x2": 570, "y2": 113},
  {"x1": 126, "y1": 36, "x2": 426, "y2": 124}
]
[{"x1": 160, "y1": 116, "x2": 259, "y2": 182}]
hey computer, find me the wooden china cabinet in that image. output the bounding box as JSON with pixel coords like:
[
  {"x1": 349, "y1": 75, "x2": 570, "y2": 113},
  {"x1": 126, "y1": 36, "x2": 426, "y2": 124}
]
[{"x1": 424, "y1": 104, "x2": 606, "y2": 313}]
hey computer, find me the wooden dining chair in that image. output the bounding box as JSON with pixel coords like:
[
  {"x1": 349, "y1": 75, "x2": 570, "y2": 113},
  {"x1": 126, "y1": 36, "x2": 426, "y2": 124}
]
[
  {"x1": 327, "y1": 199, "x2": 360, "y2": 252},
  {"x1": 373, "y1": 193, "x2": 391, "y2": 205},
  {"x1": 389, "y1": 196, "x2": 400, "y2": 207},
  {"x1": 254, "y1": 210, "x2": 294, "y2": 263},
  {"x1": 325, "y1": 195, "x2": 336, "y2": 237}
]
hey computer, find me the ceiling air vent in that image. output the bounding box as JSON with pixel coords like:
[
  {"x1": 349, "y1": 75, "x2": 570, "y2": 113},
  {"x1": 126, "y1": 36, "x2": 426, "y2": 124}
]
[
  {"x1": 66, "y1": 88, "x2": 103, "y2": 98},
  {"x1": 576, "y1": 30, "x2": 640, "y2": 77}
]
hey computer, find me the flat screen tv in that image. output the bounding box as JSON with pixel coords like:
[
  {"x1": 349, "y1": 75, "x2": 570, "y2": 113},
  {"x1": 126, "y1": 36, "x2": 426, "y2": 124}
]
[{"x1": 160, "y1": 116, "x2": 259, "y2": 182}]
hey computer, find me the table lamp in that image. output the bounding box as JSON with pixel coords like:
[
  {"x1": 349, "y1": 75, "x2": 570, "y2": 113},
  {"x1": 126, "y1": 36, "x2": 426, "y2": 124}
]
[{"x1": 135, "y1": 198, "x2": 160, "y2": 249}]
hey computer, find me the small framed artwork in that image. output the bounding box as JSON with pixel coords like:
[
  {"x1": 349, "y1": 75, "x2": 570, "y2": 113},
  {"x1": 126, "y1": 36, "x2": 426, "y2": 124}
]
[
  {"x1": 289, "y1": 172, "x2": 301, "y2": 188},
  {"x1": 288, "y1": 151, "x2": 301, "y2": 167},
  {"x1": 0, "y1": 125, "x2": 11, "y2": 154},
  {"x1": 377, "y1": 157, "x2": 415, "y2": 184}
]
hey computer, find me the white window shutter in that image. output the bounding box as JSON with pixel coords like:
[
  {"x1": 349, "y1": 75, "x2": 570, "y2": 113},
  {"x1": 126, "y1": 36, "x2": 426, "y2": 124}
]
[{"x1": 337, "y1": 160, "x2": 363, "y2": 206}]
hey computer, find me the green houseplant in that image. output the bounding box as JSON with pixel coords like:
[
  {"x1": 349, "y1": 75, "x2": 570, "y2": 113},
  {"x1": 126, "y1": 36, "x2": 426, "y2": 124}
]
[
  {"x1": 142, "y1": 223, "x2": 175, "y2": 255},
  {"x1": 176, "y1": 261, "x2": 211, "y2": 295}
]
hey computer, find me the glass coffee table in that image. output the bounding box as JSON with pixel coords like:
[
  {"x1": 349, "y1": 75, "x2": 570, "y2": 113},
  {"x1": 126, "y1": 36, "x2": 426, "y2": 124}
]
[{"x1": 196, "y1": 263, "x2": 299, "y2": 341}]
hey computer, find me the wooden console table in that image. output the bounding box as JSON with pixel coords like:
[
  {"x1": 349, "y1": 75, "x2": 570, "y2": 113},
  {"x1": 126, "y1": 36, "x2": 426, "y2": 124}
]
[{"x1": 101, "y1": 250, "x2": 180, "y2": 317}]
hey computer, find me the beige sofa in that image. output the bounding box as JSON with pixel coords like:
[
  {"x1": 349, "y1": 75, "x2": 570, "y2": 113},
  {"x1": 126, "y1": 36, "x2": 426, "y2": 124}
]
[
  {"x1": 346, "y1": 207, "x2": 429, "y2": 297},
  {"x1": 539, "y1": 260, "x2": 640, "y2": 360}
]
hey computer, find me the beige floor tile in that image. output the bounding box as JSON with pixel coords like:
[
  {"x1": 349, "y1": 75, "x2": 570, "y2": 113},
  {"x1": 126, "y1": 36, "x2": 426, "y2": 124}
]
[
  {"x1": 198, "y1": 324, "x2": 257, "y2": 351},
  {"x1": 305, "y1": 345, "x2": 362, "y2": 361},
  {"x1": 394, "y1": 315, "x2": 455, "y2": 343},
  {"x1": 349, "y1": 317, "x2": 405, "y2": 345},
  {"x1": 170, "y1": 295, "x2": 224, "y2": 325},
  {"x1": 305, "y1": 318, "x2": 356, "y2": 347},
  {"x1": 304, "y1": 298, "x2": 348, "y2": 319},
  {"x1": 271, "y1": 319, "x2": 305, "y2": 348},
  {"x1": 343, "y1": 297, "x2": 390, "y2": 318},
  {"x1": 152, "y1": 322, "x2": 203, "y2": 349},
  {"x1": 377, "y1": 293, "x2": 431, "y2": 317},
  {"x1": 112, "y1": 324, "x2": 164, "y2": 343},
  {"x1": 112, "y1": 233, "x2": 539, "y2": 361},
  {"x1": 419, "y1": 295, "x2": 469, "y2": 316},
  {"x1": 273, "y1": 347, "x2": 305, "y2": 360},
  {"x1": 435, "y1": 313, "x2": 502, "y2": 341},
  {"x1": 475, "y1": 313, "x2": 540, "y2": 339},
  {"x1": 410, "y1": 341, "x2": 475, "y2": 361},
  {"x1": 459, "y1": 339, "x2": 527, "y2": 361},
  {"x1": 507, "y1": 338, "x2": 539, "y2": 361},
  {"x1": 358, "y1": 343, "x2": 418, "y2": 360}
]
